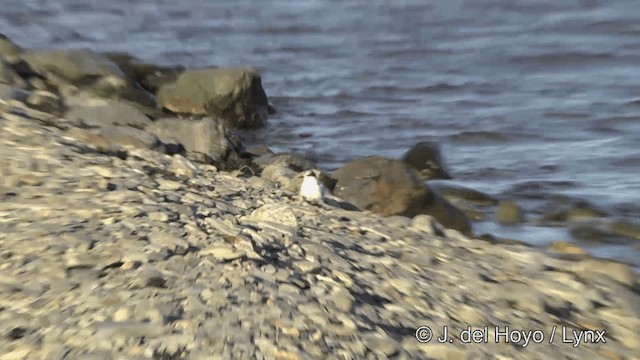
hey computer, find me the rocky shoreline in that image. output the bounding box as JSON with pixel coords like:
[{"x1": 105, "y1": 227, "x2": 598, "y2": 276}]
[{"x1": 1, "y1": 34, "x2": 639, "y2": 359}]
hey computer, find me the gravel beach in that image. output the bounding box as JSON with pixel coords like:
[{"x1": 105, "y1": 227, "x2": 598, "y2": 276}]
[{"x1": 1, "y1": 35, "x2": 639, "y2": 359}]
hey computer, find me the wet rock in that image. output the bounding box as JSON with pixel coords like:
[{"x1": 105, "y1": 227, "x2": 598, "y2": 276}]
[
  {"x1": 333, "y1": 156, "x2": 470, "y2": 232},
  {"x1": 425, "y1": 192, "x2": 472, "y2": 233},
  {"x1": 495, "y1": 201, "x2": 525, "y2": 225},
  {"x1": 147, "y1": 117, "x2": 243, "y2": 170},
  {"x1": 245, "y1": 144, "x2": 273, "y2": 157},
  {"x1": 332, "y1": 156, "x2": 428, "y2": 217},
  {"x1": 88, "y1": 74, "x2": 158, "y2": 113},
  {"x1": 540, "y1": 200, "x2": 608, "y2": 224},
  {"x1": 253, "y1": 152, "x2": 317, "y2": 173},
  {"x1": 569, "y1": 223, "x2": 627, "y2": 244},
  {"x1": 156, "y1": 67, "x2": 269, "y2": 128},
  {"x1": 431, "y1": 184, "x2": 497, "y2": 206},
  {"x1": 609, "y1": 220, "x2": 640, "y2": 240},
  {"x1": 401, "y1": 141, "x2": 451, "y2": 180},
  {"x1": 437, "y1": 198, "x2": 485, "y2": 221},
  {"x1": 547, "y1": 241, "x2": 589, "y2": 256},
  {"x1": 103, "y1": 52, "x2": 185, "y2": 93}
]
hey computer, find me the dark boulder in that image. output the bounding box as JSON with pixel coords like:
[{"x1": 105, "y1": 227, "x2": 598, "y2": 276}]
[
  {"x1": 147, "y1": 117, "x2": 244, "y2": 170},
  {"x1": 104, "y1": 52, "x2": 185, "y2": 93},
  {"x1": 21, "y1": 49, "x2": 127, "y2": 83},
  {"x1": 65, "y1": 98, "x2": 152, "y2": 129},
  {"x1": 156, "y1": 68, "x2": 269, "y2": 129},
  {"x1": 20, "y1": 49, "x2": 158, "y2": 115},
  {"x1": 401, "y1": 141, "x2": 451, "y2": 180},
  {"x1": 333, "y1": 156, "x2": 470, "y2": 233}
]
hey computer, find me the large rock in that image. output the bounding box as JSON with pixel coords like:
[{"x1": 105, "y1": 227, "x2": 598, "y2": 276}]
[
  {"x1": 0, "y1": 83, "x2": 28, "y2": 102},
  {"x1": 0, "y1": 58, "x2": 23, "y2": 86},
  {"x1": 253, "y1": 153, "x2": 317, "y2": 173},
  {"x1": 21, "y1": 49, "x2": 126, "y2": 82},
  {"x1": 156, "y1": 68, "x2": 269, "y2": 129},
  {"x1": 65, "y1": 98, "x2": 152, "y2": 129},
  {"x1": 20, "y1": 49, "x2": 158, "y2": 114},
  {"x1": 401, "y1": 141, "x2": 451, "y2": 180},
  {"x1": 333, "y1": 156, "x2": 470, "y2": 232},
  {"x1": 147, "y1": 117, "x2": 243, "y2": 170},
  {"x1": 65, "y1": 126, "x2": 163, "y2": 154},
  {"x1": 0, "y1": 33, "x2": 21, "y2": 61},
  {"x1": 495, "y1": 201, "x2": 525, "y2": 225},
  {"x1": 104, "y1": 52, "x2": 185, "y2": 93}
]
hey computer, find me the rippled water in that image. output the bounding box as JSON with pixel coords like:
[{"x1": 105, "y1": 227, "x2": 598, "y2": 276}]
[{"x1": 2, "y1": 0, "x2": 639, "y2": 265}]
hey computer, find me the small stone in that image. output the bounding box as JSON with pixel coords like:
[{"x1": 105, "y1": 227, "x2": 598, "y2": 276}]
[
  {"x1": 418, "y1": 343, "x2": 470, "y2": 360},
  {"x1": 169, "y1": 155, "x2": 198, "y2": 177},
  {"x1": 372, "y1": 338, "x2": 400, "y2": 357},
  {"x1": 91, "y1": 165, "x2": 115, "y2": 178},
  {"x1": 147, "y1": 230, "x2": 189, "y2": 253},
  {"x1": 548, "y1": 241, "x2": 588, "y2": 255},
  {"x1": 571, "y1": 259, "x2": 635, "y2": 287},
  {"x1": 495, "y1": 201, "x2": 525, "y2": 225},
  {"x1": 250, "y1": 203, "x2": 298, "y2": 228},
  {"x1": 26, "y1": 90, "x2": 64, "y2": 114},
  {"x1": 294, "y1": 260, "x2": 321, "y2": 274},
  {"x1": 409, "y1": 214, "x2": 440, "y2": 235},
  {"x1": 113, "y1": 307, "x2": 130, "y2": 322},
  {"x1": 0, "y1": 347, "x2": 32, "y2": 360},
  {"x1": 456, "y1": 304, "x2": 487, "y2": 324},
  {"x1": 157, "y1": 178, "x2": 182, "y2": 191},
  {"x1": 200, "y1": 246, "x2": 246, "y2": 261},
  {"x1": 148, "y1": 211, "x2": 170, "y2": 222},
  {"x1": 13, "y1": 174, "x2": 44, "y2": 187}
]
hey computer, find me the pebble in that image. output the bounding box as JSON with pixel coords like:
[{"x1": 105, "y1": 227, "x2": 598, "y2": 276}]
[
  {"x1": 147, "y1": 211, "x2": 170, "y2": 222},
  {"x1": 200, "y1": 246, "x2": 246, "y2": 261},
  {"x1": 0, "y1": 90, "x2": 637, "y2": 360}
]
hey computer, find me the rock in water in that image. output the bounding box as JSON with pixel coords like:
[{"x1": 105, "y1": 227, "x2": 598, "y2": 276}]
[
  {"x1": 103, "y1": 52, "x2": 185, "y2": 93},
  {"x1": 333, "y1": 156, "x2": 470, "y2": 232},
  {"x1": 156, "y1": 68, "x2": 269, "y2": 129},
  {"x1": 495, "y1": 200, "x2": 525, "y2": 225},
  {"x1": 401, "y1": 141, "x2": 451, "y2": 180}
]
